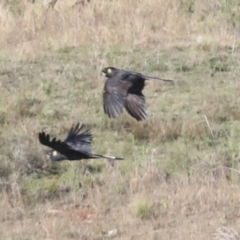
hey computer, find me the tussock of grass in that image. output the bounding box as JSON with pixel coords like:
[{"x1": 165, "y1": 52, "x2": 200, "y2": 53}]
[{"x1": 130, "y1": 197, "x2": 153, "y2": 220}]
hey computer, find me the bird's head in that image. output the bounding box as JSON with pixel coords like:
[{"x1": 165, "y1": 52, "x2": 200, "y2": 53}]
[
  {"x1": 101, "y1": 67, "x2": 116, "y2": 78},
  {"x1": 46, "y1": 150, "x2": 66, "y2": 161}
]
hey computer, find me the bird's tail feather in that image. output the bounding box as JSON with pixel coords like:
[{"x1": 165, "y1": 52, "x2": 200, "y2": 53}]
[
  {"x1": 145, "y1": 75, "x2": 174, "y2": 82},
  {"x1": 94, "y1": 154, "x2": 124, "y2": 160}
]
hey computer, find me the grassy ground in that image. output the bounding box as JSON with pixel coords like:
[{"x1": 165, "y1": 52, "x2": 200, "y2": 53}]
[{"x1": 1, "y1": 0, "x2": 240, "y2": 239}]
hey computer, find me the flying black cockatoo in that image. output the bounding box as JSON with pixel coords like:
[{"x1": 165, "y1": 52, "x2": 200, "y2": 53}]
[
  {"x1": 102, "y1": 66, "x2": 174, "y2": 121},
  {"x1": 39, "y1": 122, "x2": 123, "y2": 161}
]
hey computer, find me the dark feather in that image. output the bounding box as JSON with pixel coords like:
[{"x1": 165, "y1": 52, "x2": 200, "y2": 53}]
[
  {"x1": 125, "y1": 93, "x2": 147, "y2": 121},
  {"x1": 39, "y1": 122, "x2": 124, "y2": 161},
  {"x1": 102, "y1": 67, "x2": 173, "y2": 121},
  {"x1": 103, "y1": 77, "x2": 130, "y2": 118}
]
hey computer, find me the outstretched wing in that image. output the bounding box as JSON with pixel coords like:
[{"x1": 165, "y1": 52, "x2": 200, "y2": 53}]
[
  {"x1": 123, "y1": 75, "x2": 147, "y2": 121},
  {"x1": 64, "y1": 122, "x2": 93, "y2": 156},
  {"x1": 39, "y1": 132, "x2": 72, "y2": 156},
  {"x1": 125, "y1": 93, "x2": 147, "y2": 121},
  {"x1": 103, "y1": 77, "x2": 132, "y2": 118}
]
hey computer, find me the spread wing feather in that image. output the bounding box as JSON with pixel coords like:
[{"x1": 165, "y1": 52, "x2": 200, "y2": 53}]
[
  {"x1": 125, "y1": 93, "x2": 147, "y2": 121},
  {"x1": 103, "y1": 77, "x2": 131, "y2": 118},
  {"x1": 38, "y1": 132, "x2": 71, "y2": 154},
  {"x1": 64, "y1": 123, "x2": 93, "y2": 155},
  {"x1": 39, "y1": 123, "x2": 93, "y2": 158}
]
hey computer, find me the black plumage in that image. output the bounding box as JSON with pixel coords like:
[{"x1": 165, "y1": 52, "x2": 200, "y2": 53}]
[
  {"x1": 39, "y1": 122, "x2": 123, "y2": 161},
  {"x1": 102, "y1": 66, "x2": 174, "y2": 121}
]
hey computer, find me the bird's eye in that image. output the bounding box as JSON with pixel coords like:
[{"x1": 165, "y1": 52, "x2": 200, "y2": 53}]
[{"x1": 107, "y1": 68, "x2": 112, "y2": 74}]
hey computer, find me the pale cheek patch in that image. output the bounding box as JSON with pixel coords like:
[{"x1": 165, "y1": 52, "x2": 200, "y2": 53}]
[{"x1": 52, "y1": 151, "x2": 58, "y2": 156}]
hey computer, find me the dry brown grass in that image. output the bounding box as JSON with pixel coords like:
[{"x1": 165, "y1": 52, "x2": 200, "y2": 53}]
[
  {"x1": 0, "y1": 0, "x2": 240, "y2": 58},
  {"x1": 1, "y1": 0, "x2": 240, "y2": 239},
  {"x1": 2, "y1": 172, "x2": 240, "y2": 239}
]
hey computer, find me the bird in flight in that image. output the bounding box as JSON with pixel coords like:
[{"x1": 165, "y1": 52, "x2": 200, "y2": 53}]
[
  {"x1": 102, "y1": 66, "x2": 174, "y2": 121},
  {"x1": 39, "y1": 122, "x2": 123, "y2": 161}
]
